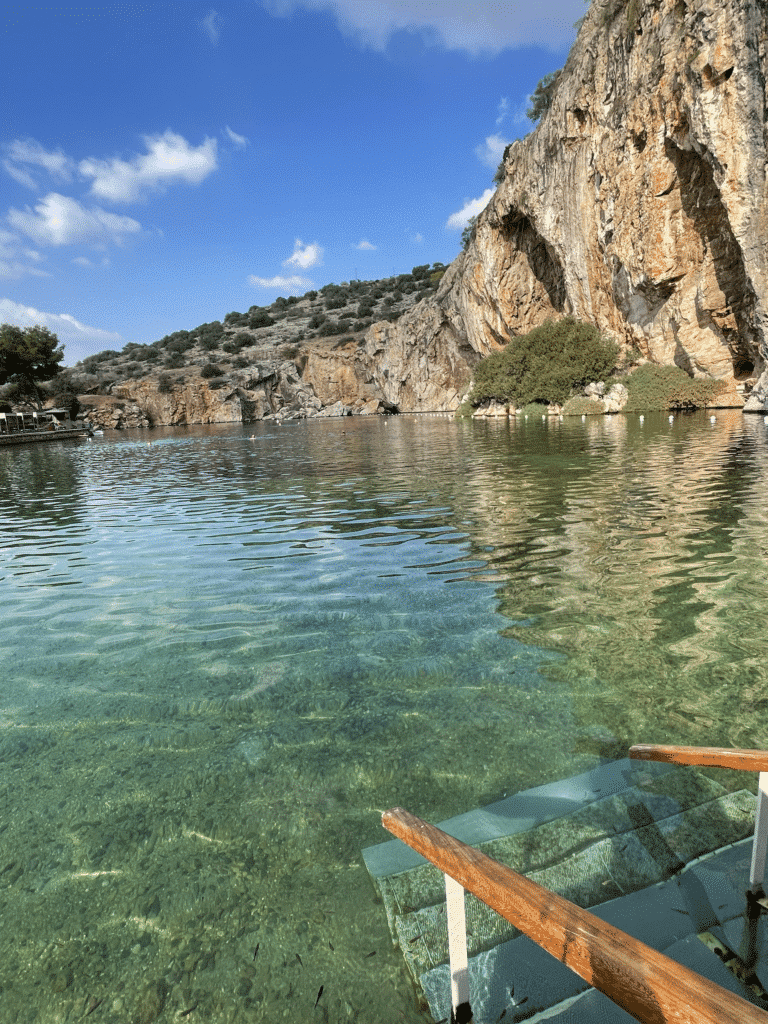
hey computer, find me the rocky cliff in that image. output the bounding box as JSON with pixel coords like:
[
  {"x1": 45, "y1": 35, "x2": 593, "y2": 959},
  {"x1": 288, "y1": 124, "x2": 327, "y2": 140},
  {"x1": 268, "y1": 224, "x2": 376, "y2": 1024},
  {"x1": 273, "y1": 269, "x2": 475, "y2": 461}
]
[{"x1": 365, "y1": 0, "x2": 768, "y2": 411}]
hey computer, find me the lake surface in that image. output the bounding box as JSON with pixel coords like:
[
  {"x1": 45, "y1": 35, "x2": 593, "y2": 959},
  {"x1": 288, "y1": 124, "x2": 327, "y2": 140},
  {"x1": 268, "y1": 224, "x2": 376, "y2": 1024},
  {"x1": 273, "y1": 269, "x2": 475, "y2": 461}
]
[{"x1": 1, "y1": 409, "x2": 767, "y2": 1023}]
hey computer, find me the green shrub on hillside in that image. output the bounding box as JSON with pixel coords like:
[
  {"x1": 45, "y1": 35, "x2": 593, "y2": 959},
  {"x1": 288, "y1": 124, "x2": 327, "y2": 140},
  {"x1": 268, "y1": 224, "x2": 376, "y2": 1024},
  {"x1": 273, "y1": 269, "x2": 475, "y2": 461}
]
[
  {"x1": 519, "y1": 402, "x2": 550, "y2": 417},
  {"x1": 249, "y1": 310, "x2": 274, "y2": 329},
  {"x1": 470, "y1": 318, "x2": 619, "y2": 408},
  {"x1": 200, "y1": 362, "x2": 221, "y2": 379},
  {"x1": 624, "y1": 364, "x2": 726, "y2": 411},
  {"x1": 562, "y1": 396, "x2": 605, "y2": 416}
]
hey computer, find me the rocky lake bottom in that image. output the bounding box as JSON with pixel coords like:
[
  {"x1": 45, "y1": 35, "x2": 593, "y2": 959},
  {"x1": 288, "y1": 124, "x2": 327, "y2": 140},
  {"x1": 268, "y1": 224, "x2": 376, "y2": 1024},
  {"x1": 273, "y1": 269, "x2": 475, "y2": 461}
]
[{"x1": 1, "y1": 410, "x2": 768, "y2": 1022}]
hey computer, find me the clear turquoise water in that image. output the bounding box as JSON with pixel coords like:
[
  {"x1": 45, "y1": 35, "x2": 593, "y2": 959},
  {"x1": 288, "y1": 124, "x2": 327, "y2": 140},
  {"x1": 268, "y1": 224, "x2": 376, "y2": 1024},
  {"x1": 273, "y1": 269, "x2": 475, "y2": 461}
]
[{"x1": 1, "y1": 410, "x2": 767, "y2": 1023}]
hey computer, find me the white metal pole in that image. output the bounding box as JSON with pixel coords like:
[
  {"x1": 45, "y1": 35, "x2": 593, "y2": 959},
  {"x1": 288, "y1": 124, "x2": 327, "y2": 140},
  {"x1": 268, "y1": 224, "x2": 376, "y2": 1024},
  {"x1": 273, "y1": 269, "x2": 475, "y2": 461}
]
[
  {"x1": 750, "y1": 771, "x2": 768, "y2": 890},
  {"x1": 444, "y1": 873, "x2": 473, "y2": 1023}
]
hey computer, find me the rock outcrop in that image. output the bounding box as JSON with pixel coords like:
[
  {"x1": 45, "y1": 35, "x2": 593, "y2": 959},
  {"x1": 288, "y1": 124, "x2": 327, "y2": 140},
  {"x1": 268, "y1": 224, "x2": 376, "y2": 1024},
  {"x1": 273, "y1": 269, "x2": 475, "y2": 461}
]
[
  {"x1": 360, "y1": 0, "x2": 768, "y2": 411},
  {"x1": 79, "y1": 350, "x2": 393, "y2": 429}
]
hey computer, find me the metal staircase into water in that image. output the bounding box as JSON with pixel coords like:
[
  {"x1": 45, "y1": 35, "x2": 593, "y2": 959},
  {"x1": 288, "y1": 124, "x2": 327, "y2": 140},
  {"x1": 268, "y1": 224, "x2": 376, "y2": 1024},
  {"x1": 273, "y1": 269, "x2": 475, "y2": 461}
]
[{"x1": 362, "y1": 745, "x2": 768, "y2": 1023}]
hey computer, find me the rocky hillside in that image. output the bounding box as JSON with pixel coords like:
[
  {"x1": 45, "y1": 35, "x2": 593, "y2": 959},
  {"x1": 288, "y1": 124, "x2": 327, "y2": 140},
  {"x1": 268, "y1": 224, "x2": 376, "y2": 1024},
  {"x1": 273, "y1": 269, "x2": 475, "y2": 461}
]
[
  {"x1": 69, "y1": 267, "x2": 446, "y2": 428},
  {"x1": 385, "y1": 0, "x2": 768, "y2": 412}
]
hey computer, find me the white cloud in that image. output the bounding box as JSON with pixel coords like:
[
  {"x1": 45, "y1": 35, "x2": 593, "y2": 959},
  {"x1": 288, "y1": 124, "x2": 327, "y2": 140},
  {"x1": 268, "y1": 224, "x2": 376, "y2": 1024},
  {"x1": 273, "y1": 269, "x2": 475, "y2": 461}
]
[
  {"x1": 72, "y1": 256, "x2": 93, "y2": 267},
  {"x1": 3, "y1": 138, "x2": 76, "y2": 189},
  {"x1": 0, "y1": 229, "x2": 50, "y2": 279},
  {"x1": 0, "y1": 260, "x2": 50, "y2": 280},
  {"x1": 79, "y1": 131, "x2": 218, "y2": 203},
  {"x1": 354, "y1": 239, "x2": 376, "y2": 250},
  {"x1": 248, "y1": 274, "x2": 315, "y2": 291},
  {"x1": 200, "y1": 9, "x2": 222, "y2": 43},
  {"x1": 7, "y1": 192, "x2": 142, "y2": 246},
  {"x1": 496, "y1": 97, "x2": 509, "y2": 126},
  {"x1": 264, "y1": 0, "x2": 582, "y2": 55},
  {"x1": 412, "y1": 232, "x2": 423, "y2": 243},
  {"x1": 283, "y1": 239, "x2": 323, "y2": 269},
  {"x1": 445, "y1": 188, "x2": 494, "y2": 230},
  {"x1": 0, "y1": 298, "x2": 122, "y2": 365},
  {"x1": 3, "y1": 161, "x2": 37, "y2": 189},
  {"x1": 474, "y1": 134, "x2": 509, "y2": 169},
  {"x1": 224, "y1": 126, "x2": 249, "y2": 148}
]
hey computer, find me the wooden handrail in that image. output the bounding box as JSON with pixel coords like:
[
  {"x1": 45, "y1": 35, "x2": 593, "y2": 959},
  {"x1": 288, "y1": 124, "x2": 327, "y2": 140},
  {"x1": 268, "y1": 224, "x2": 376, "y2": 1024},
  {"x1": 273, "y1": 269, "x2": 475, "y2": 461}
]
[
  {"x1": 630, "y1": 743, "x2": 768, "y2": 772},
  {"x1": 382, "y1": 806, "x2": 768, "y2": 1024}
]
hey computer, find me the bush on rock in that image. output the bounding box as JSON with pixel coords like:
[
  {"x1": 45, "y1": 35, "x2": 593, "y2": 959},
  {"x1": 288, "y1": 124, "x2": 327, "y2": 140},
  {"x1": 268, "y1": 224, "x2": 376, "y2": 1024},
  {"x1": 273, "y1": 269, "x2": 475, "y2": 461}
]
[
  {"x1": 470, "y1": 318, "x2": 618, "y2": 408},
  {"x1": 623, "y1": 364, "x2": 726, "y2": 411}
]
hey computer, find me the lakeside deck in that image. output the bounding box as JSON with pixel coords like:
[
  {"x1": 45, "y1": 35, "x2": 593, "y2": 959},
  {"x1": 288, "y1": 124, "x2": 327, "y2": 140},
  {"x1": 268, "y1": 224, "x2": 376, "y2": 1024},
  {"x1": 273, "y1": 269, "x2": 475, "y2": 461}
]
[{"x1": 0, "y1": 409, "x2": 91, "y2": 445}]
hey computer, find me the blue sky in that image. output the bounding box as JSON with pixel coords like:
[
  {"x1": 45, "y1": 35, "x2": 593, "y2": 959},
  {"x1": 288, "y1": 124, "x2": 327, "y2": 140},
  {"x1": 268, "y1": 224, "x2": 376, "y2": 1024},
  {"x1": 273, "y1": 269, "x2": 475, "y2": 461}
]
[{"x1": 1, "y1": 1, "x2": 584, "y2": 365}]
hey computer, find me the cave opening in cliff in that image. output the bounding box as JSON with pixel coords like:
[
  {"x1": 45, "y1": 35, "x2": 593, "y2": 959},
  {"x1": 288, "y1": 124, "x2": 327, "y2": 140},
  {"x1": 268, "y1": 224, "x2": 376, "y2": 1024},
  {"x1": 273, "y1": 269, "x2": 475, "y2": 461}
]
[
  {"x1": 665, "y1": 139, "x2": 760, "y2": 380},
  {"x1": 500, "y1": 209, "x2": 566, "y2": 314}
]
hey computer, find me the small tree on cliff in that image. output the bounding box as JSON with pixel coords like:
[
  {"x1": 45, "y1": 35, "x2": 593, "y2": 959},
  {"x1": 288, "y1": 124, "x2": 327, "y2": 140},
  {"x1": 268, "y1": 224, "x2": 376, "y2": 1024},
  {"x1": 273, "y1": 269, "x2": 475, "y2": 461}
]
[
  {"x1": 526, "y1": 69, "x2": 562, "y2": 123},
  {"x1": 461, "y1": 215, "x2": 478, "y2": 252},
  {"x1": 0, "y1": 323, "x2": 65, "y2": 409}
]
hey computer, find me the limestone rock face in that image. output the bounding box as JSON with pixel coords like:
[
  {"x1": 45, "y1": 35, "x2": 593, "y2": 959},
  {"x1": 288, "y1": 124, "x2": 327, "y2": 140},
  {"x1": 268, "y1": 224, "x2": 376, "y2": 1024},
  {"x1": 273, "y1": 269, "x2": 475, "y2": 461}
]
[
  {"x1": 362, "y1": 0, "x2": 768, "y2": 411},
  {"x1": 111, "y1": 378, "x2": 250, "y2": 425},
  {"x1": 301, "y1": 343, "x2": 388, "y2": 414},
  {"x1": 359, "y1": 270, "x2": 477, "y2": 412}
]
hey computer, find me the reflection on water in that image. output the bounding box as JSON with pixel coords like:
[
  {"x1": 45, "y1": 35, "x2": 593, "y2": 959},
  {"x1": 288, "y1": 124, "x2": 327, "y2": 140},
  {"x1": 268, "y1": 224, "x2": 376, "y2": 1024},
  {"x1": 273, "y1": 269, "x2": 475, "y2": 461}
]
[{"x1": 0, "y1": 411, "x2": 767, "y2": 1022}]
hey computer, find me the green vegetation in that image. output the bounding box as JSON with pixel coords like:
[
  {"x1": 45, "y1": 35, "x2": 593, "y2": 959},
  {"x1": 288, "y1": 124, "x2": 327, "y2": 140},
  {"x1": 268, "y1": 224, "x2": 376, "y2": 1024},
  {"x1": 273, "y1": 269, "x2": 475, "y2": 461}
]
[
  {"x1": 562, "y1": 396, "x2": 605, "y2": 416},
  {"x1": 461, "y1": 216, "x2": 477, "y2": 252},
  {"x1": 0, "y1": 323, "x2": 65, "y2": 409},
  {"x1": 469, "y1": 318, "x2": 619, "y2": 408},
  {"x1": 519, "y1": 402, "x2": 550, "y2": 417},
  {"x1": 248, "y1": 310, "x2": 274, "y2": 329},
  {"x1": 200, "y1": 362, "x2": 221, "y2": 379},
  {"x1": 526, "y1": 70, "x2": 562, "y2": 123},
  {"x1": 623, "y1": 364, "x2": 726, "y2": 411},
  {"x1": 49, "y1": 371, "x2": 80, "y2": 418}
]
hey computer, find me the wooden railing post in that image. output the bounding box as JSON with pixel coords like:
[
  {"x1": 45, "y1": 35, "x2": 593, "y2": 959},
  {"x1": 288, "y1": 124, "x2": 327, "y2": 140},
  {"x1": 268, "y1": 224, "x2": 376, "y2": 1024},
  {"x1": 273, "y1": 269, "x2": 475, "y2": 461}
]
[
  {"x1": 751, "y1": 771, "x2": 768, "y2": 891},
  {"x1": 444, "y1": 873, "x2": 472, "y2": 1023}
]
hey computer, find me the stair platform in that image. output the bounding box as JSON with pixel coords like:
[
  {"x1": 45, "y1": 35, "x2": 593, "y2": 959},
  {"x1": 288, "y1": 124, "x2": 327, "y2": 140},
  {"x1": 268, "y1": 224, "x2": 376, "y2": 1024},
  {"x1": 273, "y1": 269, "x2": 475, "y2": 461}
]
[{"x1": 362, "y1": 758, "x2": 766, "y2": 1023}]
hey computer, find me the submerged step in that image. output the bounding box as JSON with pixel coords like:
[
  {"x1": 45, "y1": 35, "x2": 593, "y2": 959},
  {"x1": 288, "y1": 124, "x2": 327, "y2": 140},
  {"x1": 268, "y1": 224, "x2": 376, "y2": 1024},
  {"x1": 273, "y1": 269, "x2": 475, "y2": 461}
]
[
  {"x1": 366, "y1": 760, "x2": 730, "y2": 945},
  {"x1": 395, "y1": 790, "x2": 756, "y2": 980},
  {"x1": 363, "y1": 757, "x2": 684, "y2": 880}
]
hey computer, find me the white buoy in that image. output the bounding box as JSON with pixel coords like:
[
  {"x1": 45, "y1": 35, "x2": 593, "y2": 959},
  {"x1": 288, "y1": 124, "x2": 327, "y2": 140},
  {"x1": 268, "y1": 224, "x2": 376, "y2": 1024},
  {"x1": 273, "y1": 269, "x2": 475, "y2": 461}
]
[
  {"x1": 669, "y1": 415, "x2": 674, "y2": 423},
  {"x1": 559, "y1": 415, "x2": 563, "y2": 422},
  {"x1": 582, "y1": 414, "x2": 586, "y2": 422},
  {"x1": 710, "y1": 415, "x2": 716, "y2": 424},
  {"x1": 639, "y1": 415, "x2": 644, "y2": 423}
]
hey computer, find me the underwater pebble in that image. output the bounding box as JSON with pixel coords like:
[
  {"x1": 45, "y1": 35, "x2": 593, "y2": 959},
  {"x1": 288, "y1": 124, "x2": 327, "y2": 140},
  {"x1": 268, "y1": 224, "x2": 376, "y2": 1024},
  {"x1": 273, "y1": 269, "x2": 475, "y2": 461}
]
[
  {"x1": 133, "y1": 979, "x2": 167, "y2": 1024},
  {"x1": 51, "y1": 970, "x2": 72, "y2": 992}
]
